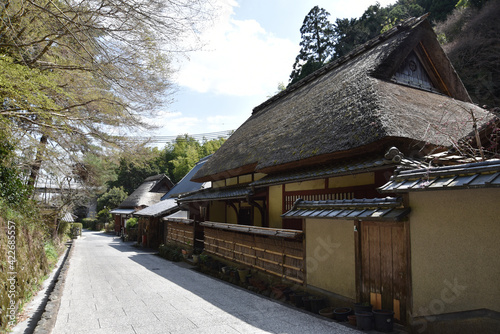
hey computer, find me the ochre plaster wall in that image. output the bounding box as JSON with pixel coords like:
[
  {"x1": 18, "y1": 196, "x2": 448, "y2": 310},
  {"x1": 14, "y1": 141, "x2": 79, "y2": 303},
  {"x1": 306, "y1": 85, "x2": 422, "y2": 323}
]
[
  {"x1": 305, "y1": 218, "x2": 356, "y2": 300},
  {"x1": 409, "y1": 188, "x2": 500, "y2": 316},
  {"x1": 328, "y1": 172, "x2": 374, "y2": 188},
  {"x1": 253, "y1": 200, "x2": 263, "y2": 227},
  {"x1": 227, "y1": 202, "x2": 238, "y2": 224},
  {"x1": 268, "y1": 185, "x2": 282, "y2": 228},
  {"x1": 209, "y1": 201, "x2": 226, "y2": 222},
  {"x1": 285, "y1": 179, "x2": 326, "y2": 191}
]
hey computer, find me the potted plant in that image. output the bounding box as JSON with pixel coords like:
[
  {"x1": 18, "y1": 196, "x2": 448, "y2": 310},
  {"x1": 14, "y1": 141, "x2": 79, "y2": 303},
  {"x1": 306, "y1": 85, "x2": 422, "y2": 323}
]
[
  {"x1": 372, "y1": 309, "x2": 395, "y2": 332},
  {"x1": 237, "y1": 267, "x2": 249, "y2": 283},
  {"x1": 333, "y1": 307, "x2": 352, "y2": 322},
  {"x1": 319, "y1": 306, "x2": 335, "y2": 319},
  {"x1": 355, "y1": 311, "x2": 374, "y2": 330},
  {"x1": 354, "y1": 302, "x2": 372, "y2": 313}
]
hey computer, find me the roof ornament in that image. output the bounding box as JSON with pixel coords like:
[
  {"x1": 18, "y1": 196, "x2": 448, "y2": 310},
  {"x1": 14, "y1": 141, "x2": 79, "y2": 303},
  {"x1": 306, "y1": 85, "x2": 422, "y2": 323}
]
[{"x1": 384, "y1": 147, "x2": 403, "y2": 164}]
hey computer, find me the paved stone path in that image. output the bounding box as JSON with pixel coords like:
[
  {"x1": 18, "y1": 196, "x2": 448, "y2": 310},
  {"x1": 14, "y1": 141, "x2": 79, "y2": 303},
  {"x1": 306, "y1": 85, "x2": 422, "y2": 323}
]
[{"x1": 53, "y1": 230, "x2": 362, "y2": 334}]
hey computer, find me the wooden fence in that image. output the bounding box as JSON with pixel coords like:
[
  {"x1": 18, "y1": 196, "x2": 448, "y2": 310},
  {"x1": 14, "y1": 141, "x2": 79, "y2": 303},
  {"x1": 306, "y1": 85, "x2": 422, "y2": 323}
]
[
  {"x1": 166, "y1": 220, "x2": 194, "y2": 247},
  {"x1": 201, "y1": 222, "x2": 305, "y2": 284}
]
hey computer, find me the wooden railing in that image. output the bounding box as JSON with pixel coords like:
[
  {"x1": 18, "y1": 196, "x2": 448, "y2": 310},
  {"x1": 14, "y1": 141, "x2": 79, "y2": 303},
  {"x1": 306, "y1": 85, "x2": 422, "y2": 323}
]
[{"x1": 201, "y1": 222, "x2": 305, "y2": 284}]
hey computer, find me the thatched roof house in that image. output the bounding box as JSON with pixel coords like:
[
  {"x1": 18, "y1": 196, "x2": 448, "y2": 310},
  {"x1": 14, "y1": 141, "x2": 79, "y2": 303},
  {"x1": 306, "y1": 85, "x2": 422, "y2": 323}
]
[
  {"x1": 192, "y1": 15, "x2": 491, "y2": 182},
  {"x1": 118, "y1": 174, "x2": 173, "y2": 209}
]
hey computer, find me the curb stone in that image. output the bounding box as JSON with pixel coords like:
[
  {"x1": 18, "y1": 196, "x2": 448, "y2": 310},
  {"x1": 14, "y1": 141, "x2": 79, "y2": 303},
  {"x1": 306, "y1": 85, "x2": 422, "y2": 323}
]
[{"x1": 32, "y1": 241, "x2": 74, "y2": 334}]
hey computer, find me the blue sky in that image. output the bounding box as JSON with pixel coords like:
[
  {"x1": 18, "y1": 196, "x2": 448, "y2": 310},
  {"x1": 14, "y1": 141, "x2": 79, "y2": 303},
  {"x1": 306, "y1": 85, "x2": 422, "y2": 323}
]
[{"x1": 151, "y1": 0, "x2": 397, "y2": 138}]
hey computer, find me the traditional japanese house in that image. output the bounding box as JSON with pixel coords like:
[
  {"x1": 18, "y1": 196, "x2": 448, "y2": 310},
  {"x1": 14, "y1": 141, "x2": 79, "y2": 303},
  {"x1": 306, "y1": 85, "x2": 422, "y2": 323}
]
[
  {"x1": 176, "y1": 15, "x2": 494, "y2": 331},
  {"x1": 110, "y1": 174, "x2": 173, "y2": 235},
  {"x1": 133, "y1": 156, "x2": 211, "y2": 249}
]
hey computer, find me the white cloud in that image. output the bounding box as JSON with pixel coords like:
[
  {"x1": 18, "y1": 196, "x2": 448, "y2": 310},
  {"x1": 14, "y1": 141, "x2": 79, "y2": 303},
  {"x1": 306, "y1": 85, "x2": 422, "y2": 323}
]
[
  {"x1": 155, "y1": 112, "x2": 202, "y2": 135},
  {"x1": 175, "y1": 1, "x2": 298, "y2": 97}
]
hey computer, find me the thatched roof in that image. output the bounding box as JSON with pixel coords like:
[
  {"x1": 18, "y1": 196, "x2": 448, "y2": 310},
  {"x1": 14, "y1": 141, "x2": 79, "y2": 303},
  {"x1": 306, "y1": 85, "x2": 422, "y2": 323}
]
[
  {"x1": 192, "y1": 15, "x2": 491, "y2": 182},
  {"x1": 119, "y1": 174, "x2": 173, "y2": 208}
]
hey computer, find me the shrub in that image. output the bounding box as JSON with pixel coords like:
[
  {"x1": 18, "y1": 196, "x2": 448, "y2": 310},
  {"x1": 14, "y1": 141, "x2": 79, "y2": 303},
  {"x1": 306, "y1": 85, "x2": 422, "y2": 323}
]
[
  {"x1": 126, "y1": 217, "x2": 138, "y2": 229},
  {"x1": 69, "y1": 223, "x2": 82, "y2": 237},
  {"x1": 81, "y1": 218, "x2": 102, "y2": 231},
  {"x1": 105, "y1": 221, "x2": 115, "y2": 233},
  {"x1": 158, "y1": 243, "x2": 182, "y2": 262}
]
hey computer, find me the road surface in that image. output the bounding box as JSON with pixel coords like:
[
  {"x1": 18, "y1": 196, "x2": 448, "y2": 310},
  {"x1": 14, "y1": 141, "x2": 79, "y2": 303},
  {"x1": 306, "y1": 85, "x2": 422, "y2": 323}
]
[{"x1": 52, "y1": 230, "x2": 362, "y2": 334}]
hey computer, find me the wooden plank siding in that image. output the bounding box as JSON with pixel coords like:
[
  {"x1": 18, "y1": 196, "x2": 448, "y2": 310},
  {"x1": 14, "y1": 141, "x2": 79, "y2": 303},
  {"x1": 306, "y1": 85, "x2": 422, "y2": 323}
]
[
  {"x1": 203, "y1": 226, "x2": 305, "y2": 284},
  {"x1": 360, "y1": 221, "x2": 408, "y2": 323}
]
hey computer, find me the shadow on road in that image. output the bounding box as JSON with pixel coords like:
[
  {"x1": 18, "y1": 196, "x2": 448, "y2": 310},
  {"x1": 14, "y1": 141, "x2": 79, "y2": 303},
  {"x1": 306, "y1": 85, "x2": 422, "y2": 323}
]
[{"x1": 83, "y1": 230, "x2": 346, "y2": 334}]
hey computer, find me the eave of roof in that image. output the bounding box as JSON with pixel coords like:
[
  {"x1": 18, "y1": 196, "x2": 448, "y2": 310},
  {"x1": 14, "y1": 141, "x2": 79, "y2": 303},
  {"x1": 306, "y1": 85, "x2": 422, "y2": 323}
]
[
  {"x1": 162, "y1": 210, "x2": 193, "y2": 224},
  {"x1": 282, "y1": 197, "x2": 410, "y2": 221},
  {"x1": 200, "y1": 221, "x2": 303, "y2": 239},
  {"x1": 162, "y1": 157, "x2": 210, "y2": 199},
  {"x1": 177, "y1": 185, "x2": 251, "y2": 203},
  {"x1": 110, "y1": 208, "x2": 135, "y2": 215},
  {"x1": 133, "y1": 198, "x2": 178, "y2": 217},
  {"x1": 379, "y1": 159, "x2": 500, "y2": 192},
  {"x1": 251, "y1": 155, "x2": 425, "y2": 188}
]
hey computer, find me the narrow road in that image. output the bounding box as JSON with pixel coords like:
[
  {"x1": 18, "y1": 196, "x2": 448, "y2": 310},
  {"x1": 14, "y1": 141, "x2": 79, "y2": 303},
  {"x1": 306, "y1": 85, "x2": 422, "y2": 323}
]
[{"x1": 53, "y1": 230, "x2": 362, "y2": 334}]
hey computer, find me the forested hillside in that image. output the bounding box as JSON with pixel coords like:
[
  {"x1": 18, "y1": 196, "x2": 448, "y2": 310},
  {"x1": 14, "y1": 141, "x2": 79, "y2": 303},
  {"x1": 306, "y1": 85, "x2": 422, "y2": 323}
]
[{"x1": 289, "y1": 0, "x2": 498, "y2": 110}]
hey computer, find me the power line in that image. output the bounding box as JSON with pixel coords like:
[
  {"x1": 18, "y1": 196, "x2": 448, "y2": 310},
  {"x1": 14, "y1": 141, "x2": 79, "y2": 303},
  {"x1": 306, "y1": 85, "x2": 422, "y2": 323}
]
[{"x1": 126, "y1": 129, "x2": 235, "y2": 144}]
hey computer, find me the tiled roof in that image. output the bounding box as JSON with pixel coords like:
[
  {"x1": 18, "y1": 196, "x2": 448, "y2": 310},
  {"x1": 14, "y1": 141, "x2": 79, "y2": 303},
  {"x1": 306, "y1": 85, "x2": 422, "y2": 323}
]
[
  {"x1": 133, "y1": 198, "x2": 178, "y2": 217},
  {"x1": 178, "y1": 186, "x2": 251, "y2": 203},
  {"x1": 379, "y1": 159, "x2": 500, "y2": 192},
  {"x1": 282, "y1": 197, "x2": 410, "y2": 221},
  {"x1": 162, "y1": 156, "x2": 211, "y2": 199},
  {"x1": 110, "y1": 208, "x2": 135, "y2": 215}
]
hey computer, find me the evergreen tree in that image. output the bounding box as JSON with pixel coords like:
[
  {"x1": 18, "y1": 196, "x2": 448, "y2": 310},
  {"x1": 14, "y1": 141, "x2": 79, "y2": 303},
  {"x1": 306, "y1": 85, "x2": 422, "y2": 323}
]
[{"x1": 289, "y1": 6, "x2": 336, "y2": 85}]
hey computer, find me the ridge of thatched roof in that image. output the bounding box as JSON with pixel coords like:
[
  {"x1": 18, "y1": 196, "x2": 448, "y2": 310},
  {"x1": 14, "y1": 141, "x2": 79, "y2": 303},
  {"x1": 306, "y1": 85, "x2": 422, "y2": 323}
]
[
  {"x1": 192, "y1": 15, "x2": 491, "y2": 182},
  {"x1": 119, "y1": 174, "x2": 172, "y2": 208}
]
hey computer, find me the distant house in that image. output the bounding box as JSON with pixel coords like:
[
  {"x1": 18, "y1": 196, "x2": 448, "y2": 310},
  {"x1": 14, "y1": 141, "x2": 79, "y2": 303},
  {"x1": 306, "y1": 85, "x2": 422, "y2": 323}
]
[
  {"x1": 110, "y1": 174, "x2": 173, "y2": 235},
  {"x1": 133, "y1": 156, "x2": 211, "y2": 248},
  {"x1": 175, "y1": 14, "x2": 496, "y2": 332}
]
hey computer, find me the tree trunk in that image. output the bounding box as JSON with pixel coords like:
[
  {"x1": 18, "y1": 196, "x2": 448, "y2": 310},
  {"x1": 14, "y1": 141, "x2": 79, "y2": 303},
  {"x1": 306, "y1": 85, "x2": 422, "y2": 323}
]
[{"x1": 28, "y1": 134, "x2": 48, "y2": 190}]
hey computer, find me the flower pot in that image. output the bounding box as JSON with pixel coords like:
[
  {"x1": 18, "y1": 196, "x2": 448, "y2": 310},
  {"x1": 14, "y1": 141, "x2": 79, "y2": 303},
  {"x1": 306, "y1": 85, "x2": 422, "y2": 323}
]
[
  {"x1": 354, "y1": 302, "x2": 372, "y2": 313},
  {"x1": 238, "y1": 269, "x2": 249, "y2": 283},
  {"x1": 333, "y1": 307, "x2": 352, "y2": 322},
  {"x1": 309, "y1": 296, "x2": 327, "y2": 314},
  {"x1": 270, "y1": 285, "x2": 288, "y2": 300},
  {"x1": 290, "y1": 291, "x2": 308, "y2": 307},
  {"x1": 319, "y1": 307, "x2": 335, "y2": 319},
  {"x1": 302, "y1": 296, "x2": 312, "y2": 311},
  {"x1": 192, "y1": 254, "x2": 199, "y2": 264},
  {"x1": 348, "y1": 315, "x2": 357, "y2": 326},
  {"x1": 355, "y1": 311, "x2": 374, "y2": 330},
  {"x1": 372, "y1": 309, "x2": 395, "y2": 332}
]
